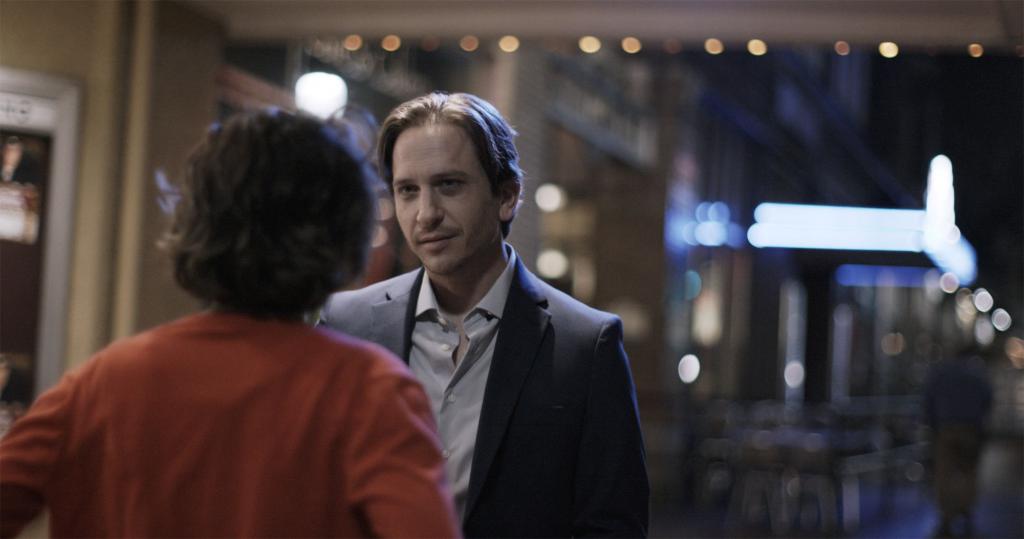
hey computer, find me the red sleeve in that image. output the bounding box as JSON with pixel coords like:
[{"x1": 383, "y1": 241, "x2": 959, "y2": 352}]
[
  {"x1": 0, "y1": 371, "x2": 77, "y2": 538},
  {"x1": 345, "y1": 358, "x2": 461, "y2": 538}
]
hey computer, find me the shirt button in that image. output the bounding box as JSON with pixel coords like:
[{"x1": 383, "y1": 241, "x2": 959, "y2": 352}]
[
  {"x1": 446, "y1": 393, "x2": 456, "y2": 403},
  {"x1": 440, "y1": 343, "x2": 452, "y2": 352},
  {"x1": 442, "y1": 449, "x2": 451, "y2": 459}
]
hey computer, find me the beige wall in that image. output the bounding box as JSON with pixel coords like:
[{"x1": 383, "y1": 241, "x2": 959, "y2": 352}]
[
  {"x1": 1, "y1": 0, "x2": 129, "y2": 368},
  {"x1": 114, "y1": 0, "x2": 222, "y2": 335},
  {"x1": 1, "y1": 0, "x2": 224, "y2": 371}
]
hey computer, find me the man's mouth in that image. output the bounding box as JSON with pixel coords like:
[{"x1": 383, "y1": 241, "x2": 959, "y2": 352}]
[{"x1": 418, "y1": 234, "x2": 454, "y2": 247}]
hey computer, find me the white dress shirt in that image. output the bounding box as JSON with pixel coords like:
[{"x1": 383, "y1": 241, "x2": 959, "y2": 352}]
[{"x1": 409, "y1": 247, "x2": 517, "y2": 520}]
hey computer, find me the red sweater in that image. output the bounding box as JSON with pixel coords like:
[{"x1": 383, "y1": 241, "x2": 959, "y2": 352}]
[{"x1": 0, "y1": 312, "x2": 460, "y2": 538}]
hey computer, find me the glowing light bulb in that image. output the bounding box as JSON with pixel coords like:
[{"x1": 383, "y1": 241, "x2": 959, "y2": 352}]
[
  {"x1": 295, "y1": 72, "x2": 348, "y2": 119},
  {"x1": 498, "y1": 35, "x2": 520, "y2": 53},
  {"x1": 459, "y1": 35, "x2": 479, "y2": 52},
  {"x1": 381, "y1": 35, "x2": 401, "y2": 52},
  {"x1": 579, "y1": 36, "x2": 601, "y2": 54},
  {"x1": 704, "y1": 38, "x2": 724, "y2": 55},
  {"x1": 879, "y1": 41, "x2": 899, "y2": 58},
  {"x1": 621, "y1": 37, "x2": 642, "y2": 54},
  {"x1": 343, "y1": 34, "x2": 363, "y2": 51},
  {"x1": 747, "y1": 39, "x2": 767, "y2": 56}
]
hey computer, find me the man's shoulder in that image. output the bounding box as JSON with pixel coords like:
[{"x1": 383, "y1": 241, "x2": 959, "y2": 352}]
[
  {"x1": 523, "y1": 268, "x2": 619, "y2": 331},
  {"x1": 320, "y1": 269, "x2": 420, "y2": 329},
  {"x1": 325, "y1": 269, "x2": 420, "y2": 308}
]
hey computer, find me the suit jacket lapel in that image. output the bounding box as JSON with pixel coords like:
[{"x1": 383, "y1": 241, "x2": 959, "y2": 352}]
[
  {"x1": 370, "y1": 269, "x2": 424, "y2": 363},
  {"x1": 464, "y1": 260, "x2": 550, "y2": 520}
]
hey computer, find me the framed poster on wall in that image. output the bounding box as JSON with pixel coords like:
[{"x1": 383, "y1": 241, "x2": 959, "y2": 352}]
[{"x1": 0, "y1": 67, "x2": 80, "y2": 422}]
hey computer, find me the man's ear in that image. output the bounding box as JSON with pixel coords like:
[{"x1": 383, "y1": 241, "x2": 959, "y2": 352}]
[{"x1": 498, "y1": 180, "x2": 521, "y2": 221}]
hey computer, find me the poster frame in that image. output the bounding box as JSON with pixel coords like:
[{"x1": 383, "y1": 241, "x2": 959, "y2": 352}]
[{"x1": 0, "y1": 67, "x2": 81, "y2": 398}]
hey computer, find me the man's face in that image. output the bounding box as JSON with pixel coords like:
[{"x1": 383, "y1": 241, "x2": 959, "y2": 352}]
[{"x1": 391, "y1": 122, "x2": 517, "y2": 282}]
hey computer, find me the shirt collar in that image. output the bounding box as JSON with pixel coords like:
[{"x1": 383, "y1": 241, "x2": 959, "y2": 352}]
[{"x1": 416, "y1": 244, "x2": 517, "y2": 321}]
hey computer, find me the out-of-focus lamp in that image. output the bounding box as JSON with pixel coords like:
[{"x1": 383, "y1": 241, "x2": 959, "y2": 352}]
[{"x1": 295, "y1": 72, "x2": 348, "y2": 120}]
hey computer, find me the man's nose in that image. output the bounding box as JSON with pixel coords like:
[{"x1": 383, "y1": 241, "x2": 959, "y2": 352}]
[{"x1": 416, "y1": 192, "x2": 443, "y2": 227}]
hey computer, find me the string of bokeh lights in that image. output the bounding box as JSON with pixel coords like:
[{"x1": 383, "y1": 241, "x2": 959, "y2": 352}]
[{"x1": 336, "y1": 33, "x2": 1022, "y2": 58}]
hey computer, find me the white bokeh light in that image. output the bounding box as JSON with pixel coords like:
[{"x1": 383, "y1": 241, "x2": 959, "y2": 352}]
[
  {"x1": 939, "y1": 272, "x2": 960, "y2": 293},
  {"x1": 678, "y1": 354, "x2": 701, "y2": 384},
  {"x1": 534, "y1": 183, "x2": 566, "y2": 212},
  {"x1": 975, "y1": 315, "x2": 995, "y2": 346},
  {"x1": 537, "y1": 249, "x2": 570, "y2": 279},
  {"x1": 992, "y1": 308, "x2": 1012, "y2": 331},
  {"x1": 295, "y1": 72, "x2": 348, "y2": 120},
  {"x1": 784, "y1": 361, "x2": 805, "y2": 388},
  {"x1": 973, "y1": 288, "x2": 994, "y2": 312}
]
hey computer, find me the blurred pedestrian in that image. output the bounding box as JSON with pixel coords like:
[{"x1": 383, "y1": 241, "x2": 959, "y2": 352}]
[
  {"x1": 0, "y1": 109, "x2": 460, "y2": 538},
  {"x1": 923, "y1": 345, "x2": 993, "y2": 537}
]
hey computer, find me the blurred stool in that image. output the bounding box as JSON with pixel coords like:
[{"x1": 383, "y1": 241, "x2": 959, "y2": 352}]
[
  {"x1": 695, "y1": 437, "x2": 736, "y2": 506},
  {"x1": 790, "y1": 432, "x2": 838, "y2": 533},
  {"x1": 728, "y1": 429, "x2": 790, "y2": 535}
]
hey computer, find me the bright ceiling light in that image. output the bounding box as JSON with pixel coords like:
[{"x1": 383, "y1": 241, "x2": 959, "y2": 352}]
[
  {"x1": 342, "y1": 34, "x2": 363, "y2": 51},
  {"x1": 879, "y1": 41, "x2": 899, "y2": 58},
  {"x1": 579, "y1": 36, "x2": 601, "y2": 53},
  {"x1": 747, "y1": 39, "x2": 767, "y2": 56},
  {"x1": 621, "y1": 37, "x2": 642, "y2": 54},
  {"x1": 459, "y1": 35, "x2": 479, "y2": 52},
  {"x1": 704, "y1": 38, "x2": 724, "y2": 55},
  {"x1": 295, "y1": 72, "x2": 348, "y2": 120},
  {"x1": 381, "y1": 35, "x2": 401, "y2": 52},
  {"x1": 498, "y1": 35, "x2": 520, "y2": 53}
]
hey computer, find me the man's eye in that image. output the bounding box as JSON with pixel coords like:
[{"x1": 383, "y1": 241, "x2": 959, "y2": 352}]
[
  {"x1": 438, "y1": 180, "x2": 462, "y2": 192},
  {"x1": 395, "y1": 185, "x2": 417, "y2": 196}
]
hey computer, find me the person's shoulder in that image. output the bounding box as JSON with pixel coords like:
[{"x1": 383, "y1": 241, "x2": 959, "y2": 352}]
[
  {"x1": 313, "y1": 327, "x2": 412, "y2": 380},
  {"x1": 49, "y1": 319, "x2": 185, "y2": 391},
  {"x1": 91, "y1": 317, "x2": 189, "y2": 365},
  {"x1": 527, "y1": 271, "x2": 618, "y2": 328},
  {"x1": 323, "y1": 269, "x2": 420, "y2": 313},
  {"x1": 319, "y1": 269, "x2": 421, "y2": 335}
]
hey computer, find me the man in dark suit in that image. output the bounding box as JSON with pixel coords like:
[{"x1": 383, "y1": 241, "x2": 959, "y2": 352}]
[{"x1": 320, "y1": 92, "x2": 649, "y2": 537}]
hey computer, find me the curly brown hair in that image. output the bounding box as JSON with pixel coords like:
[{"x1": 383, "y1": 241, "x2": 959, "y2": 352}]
[{"x1": 162, "y1": 109, "x2": 376, "y2": 318}]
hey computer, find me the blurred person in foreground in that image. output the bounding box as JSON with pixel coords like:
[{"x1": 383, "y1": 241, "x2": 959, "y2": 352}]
[
  {"x1": 923, "y1": 344, "x2": 993, "y2": 538},
  {"x1": 0, "y1": 109, "x2": 460, "y2": 538},
  {"x1": 320, "y1": 92, "x2": 649, "y2": 537}
]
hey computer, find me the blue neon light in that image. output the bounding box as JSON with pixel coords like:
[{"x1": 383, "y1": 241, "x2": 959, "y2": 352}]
[
  {"x1": 835, "y1": 264, "x2": 933, "y2": 287},
  {"x1": 748, "y1": 202, "x2": 977, "y2": 285}
]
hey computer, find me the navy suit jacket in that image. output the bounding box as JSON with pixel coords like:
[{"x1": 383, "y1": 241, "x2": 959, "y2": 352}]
[{"x1": 320, "y1": 259, "x2": 649, "y2": 537}]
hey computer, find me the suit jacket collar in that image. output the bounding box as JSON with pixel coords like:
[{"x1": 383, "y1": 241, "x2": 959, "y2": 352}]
[
  {"x1": 371, "y1": 260, "x2": 552, "y2": 522},
  {"x1": 464, "y1": 258, "x2": 550, "y2": 521},
  {"x1": 369, "y1": 269, "x2": 423, "y2": 362}
]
